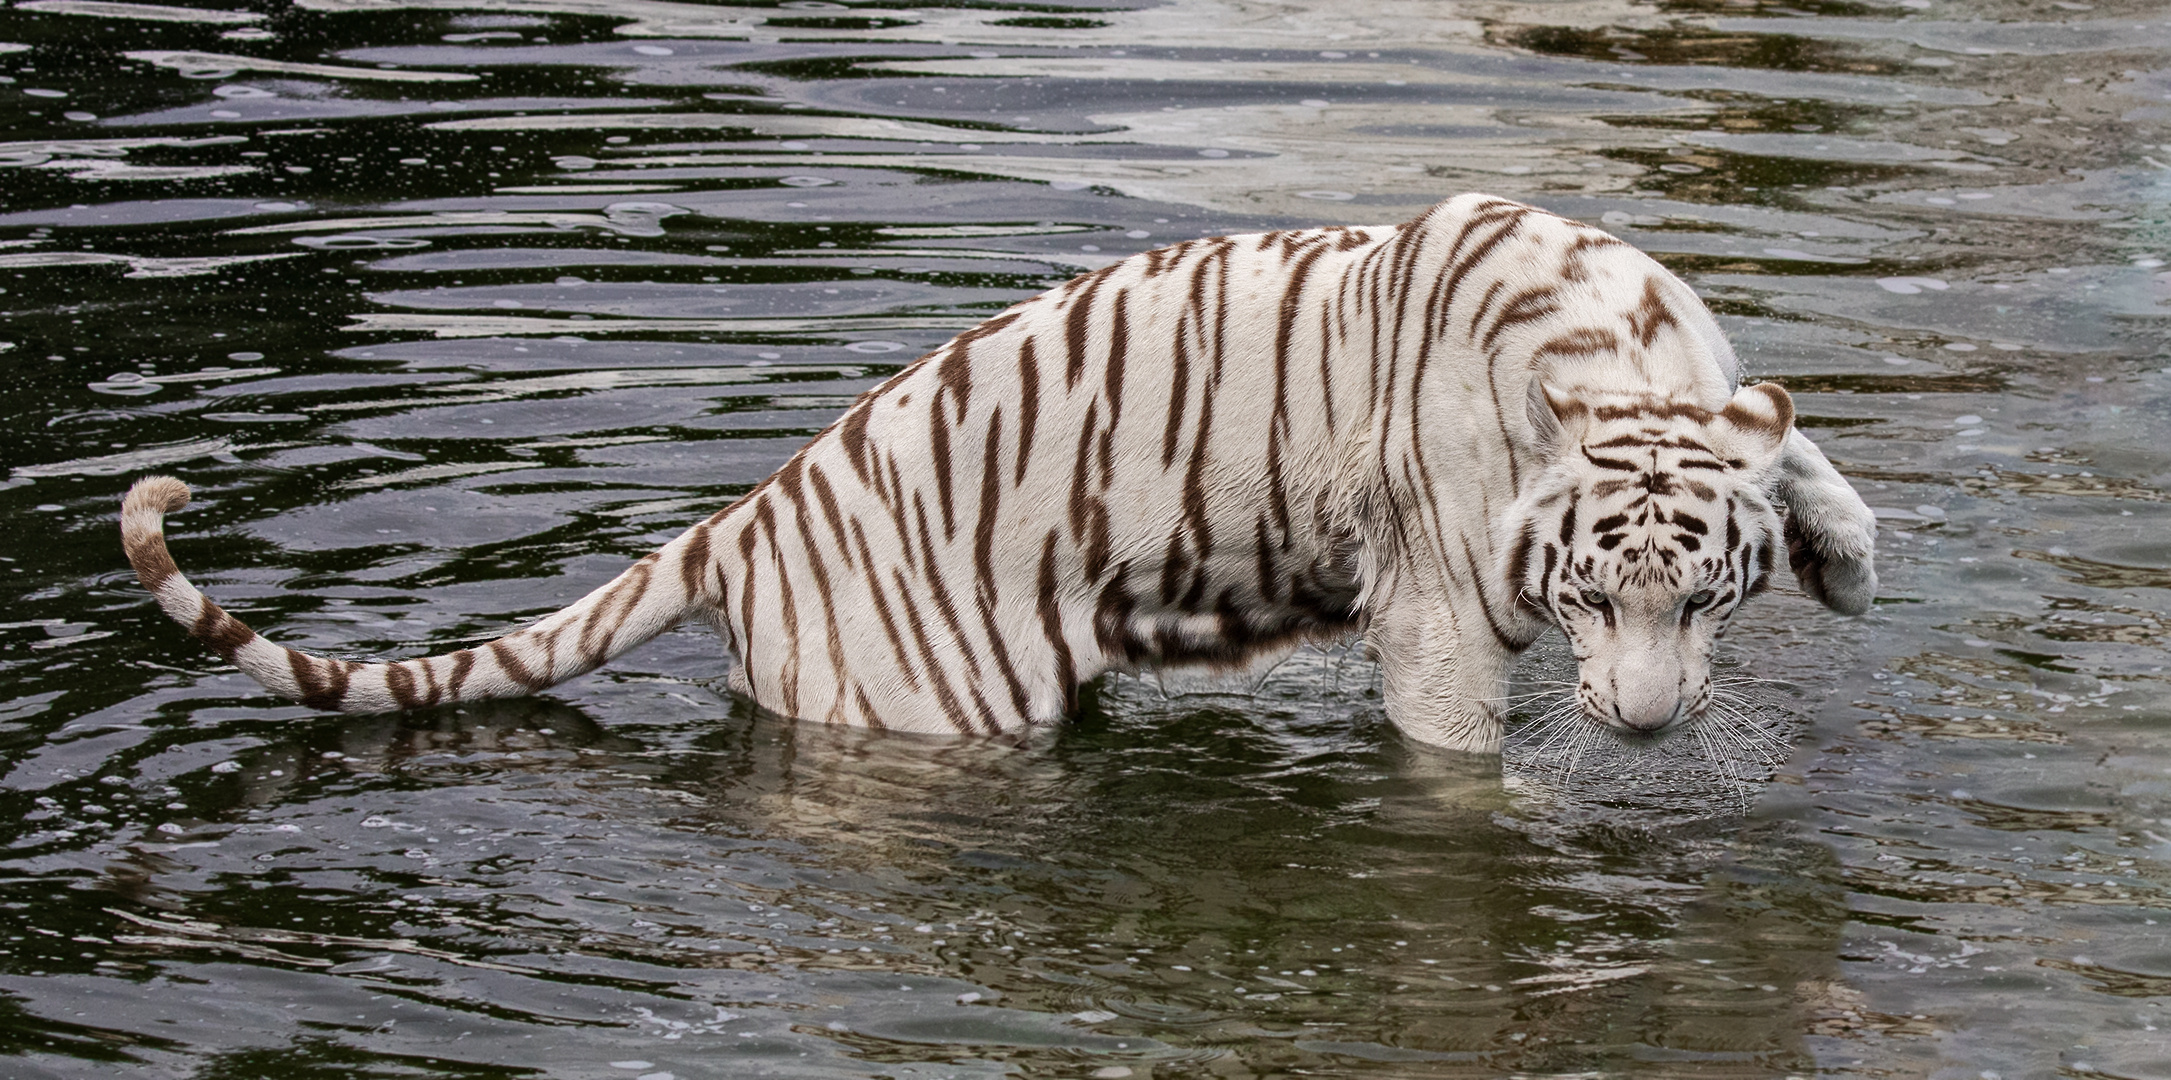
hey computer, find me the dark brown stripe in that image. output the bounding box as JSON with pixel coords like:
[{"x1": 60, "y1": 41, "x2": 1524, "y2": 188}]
[
  {"x1": 1468, "y1": 278, "x2": 1509, "y2": 338},
  {"x1": 1093, "y1": 566, "x2": 1139, "y2": 660},
  {"x1": 1628, "y1": 276, "x2": 1678, "y2": 348},
  {"x1": 929, "y1": 386, "x2": 956, "y2": 543},
  {"x1": 579, "y1": 560, "x2": 651, "y2": 667},
  {"x1": 124, "y1": 534, "x2": 179, "y2": 594},
  {"x1": 1067, "y1": 399, "x2": 1099, "y2": 543},
  {"x1": 1253, "y1": 514, "x2": 1279, "y2": 602},
  {"x1": 778, "y1": 457, "x2": 848, "y2": 719},
  {"x1": 1461, "y1": 533, "x2": 1536, "y2": 650},
  {"x1": 837, "y1": 403, "x2": 874, "y2": 485},
  {"x1": 1531, "y1": 327, "x2": 1622, "y2": 362},
  {"x1": 889, "y1": 565, "x2": 974, "y2": 733},
  {"x1": 1103, "y1": 287, "x2": 1129, "y2": 433},
  {"x1": 1161, "y1": 312, "x2": 1191, "y2": 470},
  {"x1": 737, "y1": 520, "x2": 761, "y2": 696},
  {"x1": 911, "y1": 490, "x2": 983, "y2": 683},
  {"x1": 972, "y1": 408, "x2": 1005, "y2": 612},
  {"x1": 288, "y1": 649, "x2": 351, "y2": 711},
  {"x1": 938, "y1": 313, "x2": 1017, "y2": 426},
  {"x1": 1014, "y1": 337, "x2": 1039, "y2": 486},
  {"x1": 1082, "y1": 497, "x2": 1110, "y2": 583},
  {"x1": 1478, "y1": 285, "x2": 1561, "y2": 354},
  {"x1": 1036, "y1": 530, "x2": 1077, "y2": 715},
  {"x1": 971, "y1": 409, "x2": 1031, "y2": 722},
  {"x1": 386, "y1": 663, "x2": 421, "y2": 710},
  {"x1": 1064, "y1": 269, "x2": 1106, "y2": 391},
  {"x1": 189, "y1": 594, "x2": 254, "y2": 662},
  {"x1": 806, "y1": 463, "x2": 856, "y2": 571},
  {"x1": 678, "y1": 519, "x2": 713, "y2": 603},
  {"x1": 488, "y1": 639, "x2": 548, "y2": 691},
  {"x1": 883, "y1": 456, "x2": 918, "y2": 576},
  {"x1": 447, "y1": 649, "x2": 476, "y2": 697},
  {"x1": 854, "y1": 686, "x2": 886, "y2": 730},
  {"x1": 849, "y1": 519, "x2": 921, "y2": 692},
  {"x1": 753, "y1": 495, "x2": 801, "y2": 717}
]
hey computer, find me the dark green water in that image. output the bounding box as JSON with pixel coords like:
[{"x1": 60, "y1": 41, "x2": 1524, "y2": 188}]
[{"x1": 2, "y1": 1, "x2": 2168, "y2": 1076}]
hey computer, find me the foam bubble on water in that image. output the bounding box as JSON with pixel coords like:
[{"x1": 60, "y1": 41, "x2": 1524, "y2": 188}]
[
  {"x1": 1883, "y1": 356, "x2": 1912, "y2": 365},
  {"x1": 632, "y1": 45, "x2": 674, "y2": 56},
  {"x1": 1877, "y1": 276, "x2": 1948, "y2": 294},
  {"x1": 1197, "y1": 148, "x2": 1229, "y2": 158},
  {"x1": 1944, "y1": 342, "x2": 1977, "y2": 351},
  {"x1": 780, "y1": 175, "x2": 833, "y2": 187}
]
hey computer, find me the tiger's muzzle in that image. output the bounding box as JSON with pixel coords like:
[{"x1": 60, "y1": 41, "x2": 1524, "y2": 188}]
[{"x1": 1581, "y1": 644, "x2": 1705, "y2": 737}]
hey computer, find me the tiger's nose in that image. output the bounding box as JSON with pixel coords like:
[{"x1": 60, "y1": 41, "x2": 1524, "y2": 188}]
[{"x1": 1611, "y1": 693, "x2": 1684, "y2": 733}]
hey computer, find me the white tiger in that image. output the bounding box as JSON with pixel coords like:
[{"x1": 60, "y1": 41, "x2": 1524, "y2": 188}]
[{"x1": 121, "y1": 194, "x2": 1877, "y2": 753}]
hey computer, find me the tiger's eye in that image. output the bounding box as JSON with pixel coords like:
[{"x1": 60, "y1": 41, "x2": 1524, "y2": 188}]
[
  {"x1": 1688, "y1": 589, "x2": 1716, "y2": 607},
  {"x1": 1579, "y1": 588, "x2": 1609, "y2": 607}
]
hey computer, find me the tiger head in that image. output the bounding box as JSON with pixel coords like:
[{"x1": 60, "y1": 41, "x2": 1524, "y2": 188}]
[{"x1": 1503, "y1": 380, "x2": 1808, "y2": 737}]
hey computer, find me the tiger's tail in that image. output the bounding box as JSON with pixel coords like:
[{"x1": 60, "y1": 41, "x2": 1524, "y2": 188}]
[{"x1": 120, "y1": 475, "x2": 722, "y2": 713}]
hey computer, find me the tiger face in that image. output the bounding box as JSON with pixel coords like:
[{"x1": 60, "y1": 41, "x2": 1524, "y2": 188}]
[{"x1": 1504, "y1": 381, "x2": 1798, "y2": 737}]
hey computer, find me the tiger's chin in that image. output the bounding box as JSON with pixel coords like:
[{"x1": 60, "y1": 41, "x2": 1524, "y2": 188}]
[{"x1": 1591, "y1": 714, "x2": 1695, "y2": 745}]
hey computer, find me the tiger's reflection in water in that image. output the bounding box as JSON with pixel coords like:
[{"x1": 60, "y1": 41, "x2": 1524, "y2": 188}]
[{"x1": 99, "y1": 676, "x2": 1836, "y2": 1068}]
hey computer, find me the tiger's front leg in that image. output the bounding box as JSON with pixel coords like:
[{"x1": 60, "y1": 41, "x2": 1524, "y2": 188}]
[{"x1": 1364, "y1": 585, "x2": 1522, "y2": 754}]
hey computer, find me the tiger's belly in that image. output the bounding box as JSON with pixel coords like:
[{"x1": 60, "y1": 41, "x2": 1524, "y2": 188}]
[{"x1": 1086, "y1": 539, "x2": 1366, "y2": 673}]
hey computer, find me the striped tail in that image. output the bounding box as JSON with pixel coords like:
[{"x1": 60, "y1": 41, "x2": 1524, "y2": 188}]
[{"x1": 120, "y1": 475, "x2": 720, "y2": 713}]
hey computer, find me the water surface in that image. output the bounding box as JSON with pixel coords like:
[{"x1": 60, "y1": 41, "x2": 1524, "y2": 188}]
[{"x1": 2, "y1": 0, "x2": 2168, "y2": 1076}]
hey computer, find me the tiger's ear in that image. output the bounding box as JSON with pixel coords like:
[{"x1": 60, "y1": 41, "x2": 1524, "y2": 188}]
[
  {"x1": 1526, "y1": 380, "x2": 1589, "y2": 454},
  {"x1": 1712, "y1": 381, "x2": 1794, "y2": 471}
]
